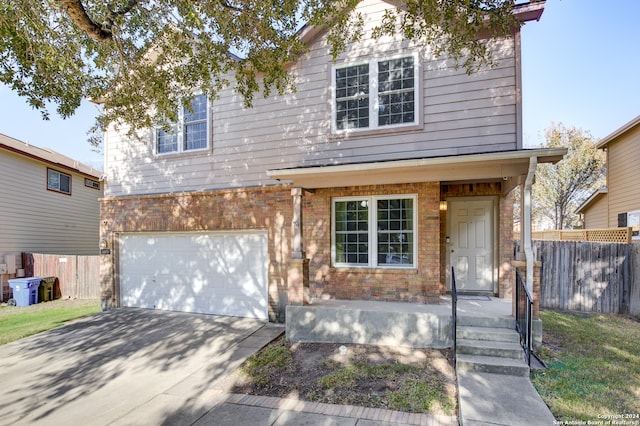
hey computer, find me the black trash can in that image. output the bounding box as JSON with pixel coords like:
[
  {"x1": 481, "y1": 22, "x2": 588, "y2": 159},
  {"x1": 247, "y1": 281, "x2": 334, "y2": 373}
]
[{"x1": 38, "y1": 277, "x2": 57, "y2": 302}]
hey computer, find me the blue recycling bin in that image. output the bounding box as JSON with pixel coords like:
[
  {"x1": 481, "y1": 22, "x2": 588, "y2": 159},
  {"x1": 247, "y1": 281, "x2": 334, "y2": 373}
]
[{"x1": 8, "y1": 278, "x2": 41, "y2": 306}]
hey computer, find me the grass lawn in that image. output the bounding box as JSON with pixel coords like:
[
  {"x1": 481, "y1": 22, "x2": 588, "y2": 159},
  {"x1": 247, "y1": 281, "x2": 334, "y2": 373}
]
[
  {"x1": 532, "y1": 310, "x2": 640, "y2": 421},
  {"x1": 0, "y1": 299, "x2": 101, "y2": 345}
]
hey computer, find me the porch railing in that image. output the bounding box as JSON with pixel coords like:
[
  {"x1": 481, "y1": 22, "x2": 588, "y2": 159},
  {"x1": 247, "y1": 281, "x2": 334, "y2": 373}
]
[
  {"x1": 515, "y1": 267, "x2": 532, "y2": 366},
  {"x1": 451, "y1": 266, "x2": 458, "y2": 366}
]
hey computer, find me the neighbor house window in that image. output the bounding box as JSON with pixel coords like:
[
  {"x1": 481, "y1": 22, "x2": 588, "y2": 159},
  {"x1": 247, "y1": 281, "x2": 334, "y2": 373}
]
[
  {"x1": 156, "y1": 94, "x2": 209, "y2": 154},
  {"x1": 47, "y1": 168, "x2": 71, "y2": 195},
  {"x1": 333, "y1": 54, "x2": 418, "y2": 132},
  {"x1": 627, "y1": 211, "x2": 640, "y2": 240},
  {"x1": 84, "y1": 178, "x2": 100, "y2": 190},
  {"x1": 332, "y1": 195, "x2": 417, "y2": 268}
]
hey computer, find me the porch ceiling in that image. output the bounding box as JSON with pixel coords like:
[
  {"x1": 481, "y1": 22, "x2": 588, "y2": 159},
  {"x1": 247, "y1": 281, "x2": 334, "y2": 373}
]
[{"x1": 267, "y1": 148, "x2": 566, "y2": 189}]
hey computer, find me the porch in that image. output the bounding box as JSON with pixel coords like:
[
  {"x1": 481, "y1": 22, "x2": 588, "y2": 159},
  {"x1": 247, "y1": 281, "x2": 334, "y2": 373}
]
[{"x1": 286, "y1": 296, "x2": 512, "y2": 349}]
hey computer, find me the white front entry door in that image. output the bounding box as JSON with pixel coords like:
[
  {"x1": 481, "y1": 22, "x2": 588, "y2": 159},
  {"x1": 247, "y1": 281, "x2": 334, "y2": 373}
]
[{"x1": 449, "y1": 199, "x2": 495, "y2": 293}]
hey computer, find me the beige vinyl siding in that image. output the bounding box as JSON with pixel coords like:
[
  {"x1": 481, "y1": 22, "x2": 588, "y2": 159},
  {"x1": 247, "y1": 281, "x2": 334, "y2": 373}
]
[
  {"x1": 583, "y1": 195, "x2": 609, "y2": 229},
  {"x1": 606, "y1": 125, "x2": 640, "y2": 227},
  {"x1": 0, "y1": 150, "x2": 102, "y2": 257},
  {"x1": 105, "y1": 0, "x2": 518, "y2": 197}
]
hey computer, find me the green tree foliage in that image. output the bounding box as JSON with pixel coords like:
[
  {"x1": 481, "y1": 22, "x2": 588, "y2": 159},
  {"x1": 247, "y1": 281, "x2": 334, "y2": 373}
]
[
  {"x1": 1, "y1": 0, "x2": 521, "y2": 143},
  {"x1": 533, "y1": 123, "x2": 606, "y2": 230}
]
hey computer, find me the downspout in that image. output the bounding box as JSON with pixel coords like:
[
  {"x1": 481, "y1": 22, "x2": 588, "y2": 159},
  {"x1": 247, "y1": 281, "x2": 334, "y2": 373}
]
[{"x1": 523, "y1": 156, "x2": 537, "y2": 291}]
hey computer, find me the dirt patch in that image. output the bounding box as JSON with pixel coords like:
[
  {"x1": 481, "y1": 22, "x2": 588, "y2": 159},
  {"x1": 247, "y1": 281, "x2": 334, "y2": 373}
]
[{"x1": 232, "y1": 337, "x2": 457, "y2": 415}]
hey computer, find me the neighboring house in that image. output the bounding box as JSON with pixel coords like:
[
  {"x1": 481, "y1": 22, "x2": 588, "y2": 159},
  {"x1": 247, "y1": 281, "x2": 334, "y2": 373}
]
[
  {"x1": 577, "y1": 115, "x2": 640, "y2": 240},
  {"x1": 0, "y1": 133, "x2": 103, "y2": 299},
  {"x1": 100, "y1": 0, "x2": 563, "y2": 323}
]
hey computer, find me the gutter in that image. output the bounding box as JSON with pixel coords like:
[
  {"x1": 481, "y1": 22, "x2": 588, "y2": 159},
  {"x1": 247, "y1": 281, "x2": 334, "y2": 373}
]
[
  {"x1": 0, "y1": 142, "x2": 102, "y2": 179},
  {"x1": 268, "y1": 148, "x2": 566, "y2": 179},
  {"x1": 523, "y1": 156, "x2": 537, "y2": 292}
]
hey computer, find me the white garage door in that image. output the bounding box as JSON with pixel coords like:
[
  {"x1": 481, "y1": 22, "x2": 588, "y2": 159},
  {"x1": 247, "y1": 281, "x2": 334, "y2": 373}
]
[{"x1": 119, "y1": 231, "x2": 268, "y2": 320}]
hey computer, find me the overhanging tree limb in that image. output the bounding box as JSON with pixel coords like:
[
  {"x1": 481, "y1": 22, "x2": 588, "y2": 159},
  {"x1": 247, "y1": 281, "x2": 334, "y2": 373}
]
[
  {"x1": 2, "y1": 0, "x2": 534, "y2": 143},
  {"x1": 57, "y1": 0, "x2": 113, "y2": 41}
]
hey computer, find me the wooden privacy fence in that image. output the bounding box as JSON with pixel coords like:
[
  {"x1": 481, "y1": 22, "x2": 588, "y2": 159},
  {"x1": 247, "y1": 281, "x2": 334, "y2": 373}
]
[
  {"x1": 22, "y1": 253, "x2": 100, "y2": 299},
  {"x1": 531, "y1": 227, "x2": 633, "y2": 244},
  {"x1": 533, "y1": 241, "x2": 640, "y2": 316}
]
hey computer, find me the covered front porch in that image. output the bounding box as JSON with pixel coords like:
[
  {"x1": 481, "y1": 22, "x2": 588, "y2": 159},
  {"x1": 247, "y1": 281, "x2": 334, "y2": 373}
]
[
  {"x1": 286, "y1": 296, "x2": 512, "y2": 349},
  {"x1": 270, "y1": 148, "x2": 561, "y2": 354},
  {"x1": 269, "y1": 148, "x2": 565, "y2": 309}
]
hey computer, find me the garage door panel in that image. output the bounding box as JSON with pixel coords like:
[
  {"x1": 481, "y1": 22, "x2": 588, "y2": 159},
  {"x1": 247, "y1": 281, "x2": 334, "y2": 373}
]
[{"x1": 119, "y1": 232, "x2": 268, "y2": 319}]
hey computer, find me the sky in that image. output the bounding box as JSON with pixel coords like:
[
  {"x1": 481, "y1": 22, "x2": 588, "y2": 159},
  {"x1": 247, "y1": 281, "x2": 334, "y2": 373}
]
[{"x1": 1, "y1": 0, "x2": 639, "y2": 171}]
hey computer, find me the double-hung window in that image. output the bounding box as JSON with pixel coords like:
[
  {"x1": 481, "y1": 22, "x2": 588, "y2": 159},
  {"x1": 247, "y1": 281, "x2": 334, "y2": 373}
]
[
  {"x1": 333, "y1": 54, "x2": 418, "y2": 132},
  {"x1": 332, "y1": 195, "x2": 417, "y2": 268},
  {"x1": 156, "y1": 94, "x2": 209, "y2": 154},
  {"x1": 47, "y1": 168, "x2": 71, "y2": 195}
]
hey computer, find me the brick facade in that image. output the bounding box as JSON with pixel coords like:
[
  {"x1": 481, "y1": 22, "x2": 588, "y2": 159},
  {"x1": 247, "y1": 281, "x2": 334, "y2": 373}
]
[
  {"x1": 99, "y1": 186, "x2": 293, "y2": 322},
  {"x1": 512, "y1": 260, "x2": 541, "y2": 320},
  {"x1": 302, "y1": 183, "x2": 441, "y2": 303},
  {"x1": 100, "y1": 180, "x2": 517, "y2": 321}
]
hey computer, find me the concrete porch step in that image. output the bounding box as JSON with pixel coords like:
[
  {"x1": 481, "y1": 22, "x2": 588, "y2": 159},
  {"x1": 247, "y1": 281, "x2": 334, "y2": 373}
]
[
  {"x1": 456, "y1": 339, "x2": 524, "y2": 359},
  {"x1": 457, "y1": 315, "x2": 515, "y2": 329},
  {"x1": 456, "y1": 354, "x2": 530, "y2": 377},
  {"x1": 457, "y1": 325, "x2": 520, "y2": 343}
]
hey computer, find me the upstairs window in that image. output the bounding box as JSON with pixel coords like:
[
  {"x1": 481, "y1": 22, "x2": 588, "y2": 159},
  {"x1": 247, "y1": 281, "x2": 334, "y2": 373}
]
[
  {"x1": 333, "y1": 54, "x2": 418, "y2": 132},
  {"x1": 332, "y1": 195, "x2": 417, "y2": 268},
  {"x1": 47, "y1": 168, "x2": 71, "y2": 195},
  {"x1": 156, "y1": 94, "x2": 209, "y2": 154}
]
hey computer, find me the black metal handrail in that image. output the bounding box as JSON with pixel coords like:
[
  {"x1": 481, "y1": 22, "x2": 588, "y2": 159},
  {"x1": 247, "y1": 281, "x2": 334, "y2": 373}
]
[
  {"x1": 451, "y1": 266, "x2": 458, "y2": 366},
  {"x1": 515, "y1": 267, "x2": 533, "y2": 366}
]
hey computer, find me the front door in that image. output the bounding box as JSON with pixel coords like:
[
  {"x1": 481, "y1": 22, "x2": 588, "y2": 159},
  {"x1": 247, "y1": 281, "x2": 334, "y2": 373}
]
[{"x1": 448, "y1": 198, "x2": 495, "y2": 293}]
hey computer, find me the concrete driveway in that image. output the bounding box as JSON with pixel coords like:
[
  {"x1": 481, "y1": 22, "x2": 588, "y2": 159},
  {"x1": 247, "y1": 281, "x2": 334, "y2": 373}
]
[{"x1": 0, "y1": 308, "x2": 283, "y2": 426}]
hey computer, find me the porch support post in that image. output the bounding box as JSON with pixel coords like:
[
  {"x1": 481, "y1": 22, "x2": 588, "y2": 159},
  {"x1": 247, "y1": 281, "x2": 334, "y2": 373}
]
[
  {"x1": 288, "y1": 187, "x2": 309, "y2": 306},
  {"x1": 291, "y1": 187, "x2": 305, "y2": 259},
  {"x1": 523, "y1": 157, "x2": 537, "y2": 293}
]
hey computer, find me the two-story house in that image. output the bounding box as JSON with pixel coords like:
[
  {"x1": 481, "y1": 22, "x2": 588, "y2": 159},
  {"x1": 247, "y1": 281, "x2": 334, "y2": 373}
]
[
  {"x1": 0, "y1": 133, "x2": 103, "y2": 300},
  {"x1": 99, "y1": 0, "x2": 563, "y2": 325},
  {"x1": 577, "y1": 115, "x2": 640, "y2": 240}
]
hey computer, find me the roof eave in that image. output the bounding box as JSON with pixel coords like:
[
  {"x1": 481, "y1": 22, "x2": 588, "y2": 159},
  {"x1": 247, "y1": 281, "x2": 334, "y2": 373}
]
[
  {"x1": 575, "y1": 187, "x2": 608, "y2": 214},
  {"x1": 512, "y1": 1, "x2": 546, "y2": 23},
  {"x1": 267, "y1": 148, "x2": 566, "y2": 189},
  {"x1": 0, "y1": 134, "x2": 101, "y2": 179},
  {"x1": 299, "y1": 1, "x2": 546, "y2": 46},
  {"x1": 596, "y1": 115, "x2": 640, "y2": 149}
]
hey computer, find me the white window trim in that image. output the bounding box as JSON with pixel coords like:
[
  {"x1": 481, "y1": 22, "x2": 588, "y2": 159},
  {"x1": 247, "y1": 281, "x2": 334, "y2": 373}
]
[
  {"x1": 154, "y1": 94, "x2": 211, "y2": 156},
  {"x1": 331, "y1": 194, "x2": 418, "y2": 269},
  {"x1": 628, "y1": 210, "x2": 640, "y2": 241},
  {"x1": 331, "y1": 52, "x2": 420, "y2": 135}
]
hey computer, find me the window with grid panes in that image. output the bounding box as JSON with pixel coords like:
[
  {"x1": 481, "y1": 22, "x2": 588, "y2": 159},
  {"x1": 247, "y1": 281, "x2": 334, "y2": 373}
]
[
  {"x1": 156, "y1": 94, "x2": 209, "y2": 154},
  {"x1": 333, "y1": 55, "x2": 417, "y2": 132},
  {"x1": 333, "y1": 195, "x2": 416, "y2": 268}
]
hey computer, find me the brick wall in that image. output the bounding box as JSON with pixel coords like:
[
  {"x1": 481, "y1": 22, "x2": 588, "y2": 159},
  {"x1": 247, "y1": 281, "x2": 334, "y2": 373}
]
[
  {"x1": 99, "y1": 186, "x2": 293, "y2": 321},
  {"x1": 302, "y1": 183, "x2": 441, "y2": 303},
  {"x1": 100, "y1": 180, "x2": 517, "y2": 319}
]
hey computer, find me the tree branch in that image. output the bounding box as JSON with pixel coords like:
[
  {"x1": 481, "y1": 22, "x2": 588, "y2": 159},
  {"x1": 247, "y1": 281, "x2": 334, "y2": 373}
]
[
  {"x1": 108, "y1": 0, "x2": 139, "y2": 17},
  {"x1": 57, "y1": 0, "x2": 112, "y2": 41},
  {"x1": 219, "y1": 0, "x2": 244, "y2": 14}
]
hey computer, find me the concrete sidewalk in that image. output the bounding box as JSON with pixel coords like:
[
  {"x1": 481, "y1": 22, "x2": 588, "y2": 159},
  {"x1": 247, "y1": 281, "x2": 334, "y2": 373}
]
[
  {"x1": 457, "y1": 370, "x2": 556, "y2": 426},
  {"x1": 196, "y1": 394, "x2": 457, "y2": 426}
]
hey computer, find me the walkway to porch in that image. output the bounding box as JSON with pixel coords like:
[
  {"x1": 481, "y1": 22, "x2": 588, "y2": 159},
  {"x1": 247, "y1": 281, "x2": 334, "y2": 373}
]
[{"x1": 286, "y1": 296, "x2": 512, "y2": 348}]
